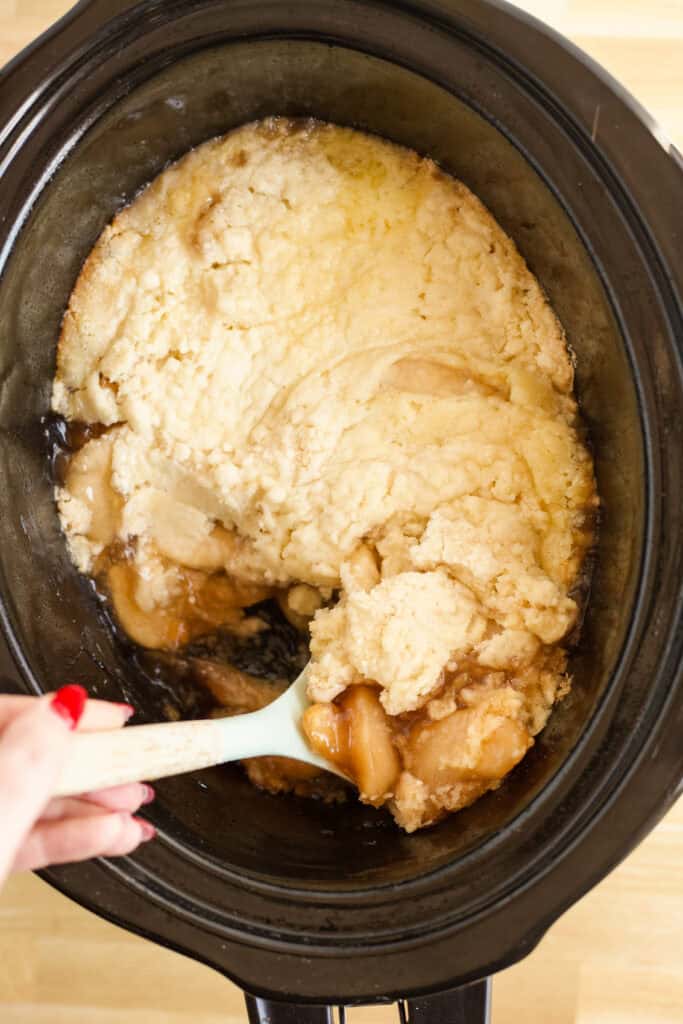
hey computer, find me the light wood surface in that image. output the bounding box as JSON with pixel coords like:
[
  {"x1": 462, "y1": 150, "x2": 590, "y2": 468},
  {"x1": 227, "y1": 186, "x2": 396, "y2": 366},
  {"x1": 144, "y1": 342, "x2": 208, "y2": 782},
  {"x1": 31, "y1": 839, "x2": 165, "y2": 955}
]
[{"x1": 1, "y1": 2, "x2": 681, "y2": 1022}]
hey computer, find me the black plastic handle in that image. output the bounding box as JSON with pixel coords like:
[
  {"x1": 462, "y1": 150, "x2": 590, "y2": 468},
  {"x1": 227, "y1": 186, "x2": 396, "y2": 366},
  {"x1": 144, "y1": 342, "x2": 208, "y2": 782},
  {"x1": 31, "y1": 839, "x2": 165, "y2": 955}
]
[
  {"x1": 402, "y1": 980, "x2": 492, "y2": 1023},
  {"x1": 245, "y1": 996, "x2": 337, "y2": 1023},
  {"x1": 245, "y1": 980, "x2": 491, "y2": 1023}
]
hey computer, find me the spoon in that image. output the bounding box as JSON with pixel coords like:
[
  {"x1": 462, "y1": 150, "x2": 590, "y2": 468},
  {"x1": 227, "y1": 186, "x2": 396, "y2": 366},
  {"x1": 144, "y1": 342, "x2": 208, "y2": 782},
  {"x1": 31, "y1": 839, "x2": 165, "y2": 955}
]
[{"x1": 54, "y1": 665, "x2": 343, "y2": 798}]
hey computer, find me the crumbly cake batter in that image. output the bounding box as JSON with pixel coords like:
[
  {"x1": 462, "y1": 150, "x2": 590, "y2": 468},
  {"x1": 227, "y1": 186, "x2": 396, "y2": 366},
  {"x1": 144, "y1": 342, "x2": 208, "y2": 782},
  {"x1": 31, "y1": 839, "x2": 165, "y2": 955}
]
[{"x1": 53, "y1": 118, "x2": 596, "y2": 831}]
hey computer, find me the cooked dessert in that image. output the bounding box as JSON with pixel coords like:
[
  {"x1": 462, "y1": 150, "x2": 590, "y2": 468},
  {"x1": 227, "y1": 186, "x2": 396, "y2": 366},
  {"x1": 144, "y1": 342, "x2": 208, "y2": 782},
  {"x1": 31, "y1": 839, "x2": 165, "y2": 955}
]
[{"x1": 52, "y1": 117, "x2": 597, "y2": 831}]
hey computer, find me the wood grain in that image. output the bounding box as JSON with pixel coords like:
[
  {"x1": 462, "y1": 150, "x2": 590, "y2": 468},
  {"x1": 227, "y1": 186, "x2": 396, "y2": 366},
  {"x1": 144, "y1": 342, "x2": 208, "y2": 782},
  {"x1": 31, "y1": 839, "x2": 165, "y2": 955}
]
[
  {"x1": 2, "y1": 804, "x2": 682, "y2": 1024},
  {"x1": 0, "y1": 2, "x2": 681, "y2": 1022}
]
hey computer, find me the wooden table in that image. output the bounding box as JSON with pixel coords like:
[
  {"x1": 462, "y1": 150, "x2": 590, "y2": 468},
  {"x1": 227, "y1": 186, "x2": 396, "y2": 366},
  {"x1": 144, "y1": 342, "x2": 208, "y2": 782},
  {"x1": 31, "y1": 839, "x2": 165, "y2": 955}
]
[{"x1": 0, "y1": 3, "x2": 681, "y2": 1022}]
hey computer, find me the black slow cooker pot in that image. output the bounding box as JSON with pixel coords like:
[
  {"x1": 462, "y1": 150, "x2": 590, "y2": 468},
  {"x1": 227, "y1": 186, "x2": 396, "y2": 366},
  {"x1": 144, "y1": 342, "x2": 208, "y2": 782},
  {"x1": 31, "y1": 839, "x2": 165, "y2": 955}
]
[{"x1": 0, "y1": 1, "x2": 681, "y2": 1020}]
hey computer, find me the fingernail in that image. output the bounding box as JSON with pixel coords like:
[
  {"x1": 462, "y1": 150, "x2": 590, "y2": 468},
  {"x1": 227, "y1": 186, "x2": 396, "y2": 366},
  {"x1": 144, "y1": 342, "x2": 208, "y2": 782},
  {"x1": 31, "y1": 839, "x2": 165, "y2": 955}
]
[
  {"x1": 134, "y1": 817, "x2": 156, "y2": 842},
  {"x1": 116, "y1": 702, "x2": 135, "y2": 721},
  {"x1": 50, "y1": 685, "x2": 87, "y2": 729},
  {"x1": 141, "y1": 784, "x2": 155, "y2": 805}
]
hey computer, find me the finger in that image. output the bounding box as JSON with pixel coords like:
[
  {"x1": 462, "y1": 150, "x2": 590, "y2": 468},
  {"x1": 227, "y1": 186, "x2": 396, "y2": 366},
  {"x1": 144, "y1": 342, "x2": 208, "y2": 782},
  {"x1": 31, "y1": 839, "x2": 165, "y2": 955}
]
[
  {"x1": 12, "y1": 813, "x2": 156, "y2": 873},
  {"x1": 79, "y1": 782, "x2": 155, "y2": 811},
  {"x1": 0, "y1": 695, "x2": 133, "y2": 732},
  {"x1": 39, "y1": 797, "x2": 112, "y2": 821},
  {"x1": 0, "y1": 687, "x2": 86, "y2": 881},
  {"x1": 40, "y1": 784, "x2": 154, "y2": 821},
  {"x1": 79, "y1": 700, "x2": 135, "y2": 731}
]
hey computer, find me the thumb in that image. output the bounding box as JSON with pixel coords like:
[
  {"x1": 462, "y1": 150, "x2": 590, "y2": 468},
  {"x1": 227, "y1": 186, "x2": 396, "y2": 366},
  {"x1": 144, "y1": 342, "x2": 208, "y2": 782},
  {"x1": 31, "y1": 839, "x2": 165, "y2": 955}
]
[{"x1": 0, "y1": 686, "x2": 87, "y2": 881}]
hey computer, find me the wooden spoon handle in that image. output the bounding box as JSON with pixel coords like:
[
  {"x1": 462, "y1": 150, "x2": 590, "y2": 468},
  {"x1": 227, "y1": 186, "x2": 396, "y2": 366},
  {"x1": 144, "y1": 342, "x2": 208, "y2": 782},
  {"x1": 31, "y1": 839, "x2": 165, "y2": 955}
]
[{"x1": 54, "y1": 714, "x2": 258, "y2": 797}]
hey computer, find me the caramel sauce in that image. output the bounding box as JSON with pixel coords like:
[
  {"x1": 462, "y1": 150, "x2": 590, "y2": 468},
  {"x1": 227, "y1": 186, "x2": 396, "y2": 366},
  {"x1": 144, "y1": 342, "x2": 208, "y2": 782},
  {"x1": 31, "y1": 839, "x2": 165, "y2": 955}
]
[{"x1": 46, "y1": 413, "x2": 113, "y2": 486}]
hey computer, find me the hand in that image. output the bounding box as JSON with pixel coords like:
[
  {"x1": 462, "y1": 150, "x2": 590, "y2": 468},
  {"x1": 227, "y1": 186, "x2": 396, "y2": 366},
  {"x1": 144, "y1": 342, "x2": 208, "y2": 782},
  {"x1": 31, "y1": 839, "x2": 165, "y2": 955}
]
[{"x1": 0, "y1": 686, "x2": 156, "y2": 888}]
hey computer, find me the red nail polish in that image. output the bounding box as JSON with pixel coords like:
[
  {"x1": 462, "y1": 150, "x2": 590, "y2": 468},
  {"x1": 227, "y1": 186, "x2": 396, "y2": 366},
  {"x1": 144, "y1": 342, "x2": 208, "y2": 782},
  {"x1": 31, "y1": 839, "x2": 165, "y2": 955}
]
[
  {"x1": 141, "y1": 784, "x2": 155, "y2": 805},
  {"x1": 134, "y1": 818, "x2": 156, "y2": 842},
  {"x1": 50, "y1": 685, "x2": 87, "y2": 729}
]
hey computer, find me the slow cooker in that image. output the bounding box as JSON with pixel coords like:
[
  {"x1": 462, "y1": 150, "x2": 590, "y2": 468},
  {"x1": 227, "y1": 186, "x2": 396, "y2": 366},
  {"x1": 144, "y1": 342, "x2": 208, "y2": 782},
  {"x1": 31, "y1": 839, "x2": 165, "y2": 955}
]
[{"x1": 0, "y1": 1, "x2": 681, "y2": 1020}]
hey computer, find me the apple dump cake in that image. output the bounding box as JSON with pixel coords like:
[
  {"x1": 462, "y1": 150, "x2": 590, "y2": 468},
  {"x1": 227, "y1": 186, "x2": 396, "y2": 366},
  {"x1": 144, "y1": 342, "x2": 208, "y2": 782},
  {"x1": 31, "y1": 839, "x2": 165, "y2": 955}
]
[{"x1": 52, "y1": 118, "x2": 597, "y2": 831}]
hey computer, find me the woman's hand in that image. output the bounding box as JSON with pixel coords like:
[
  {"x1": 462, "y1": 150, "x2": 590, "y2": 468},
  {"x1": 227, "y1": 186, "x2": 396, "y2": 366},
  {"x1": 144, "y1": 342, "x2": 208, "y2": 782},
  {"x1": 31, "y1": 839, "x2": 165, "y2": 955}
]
[{"x1": 0, "y1": 686, "x2": 156, "y2": 888}]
